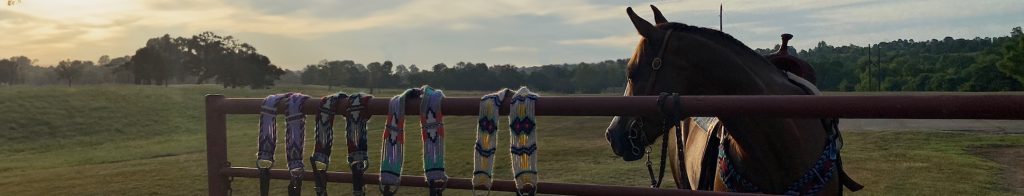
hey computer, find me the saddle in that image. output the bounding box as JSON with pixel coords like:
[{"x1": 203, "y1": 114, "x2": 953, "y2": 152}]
[{"x1": 766, "y1": 34, "x2": 816, "y2": 84}]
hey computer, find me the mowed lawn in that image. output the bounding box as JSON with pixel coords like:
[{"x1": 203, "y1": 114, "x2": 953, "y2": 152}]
[{"x1": 0, "y1": 85, "x2": 1021, "y2": 195}]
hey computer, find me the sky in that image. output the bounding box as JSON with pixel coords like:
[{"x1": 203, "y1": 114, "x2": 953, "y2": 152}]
[{"x1": 1, "y1": 0, "x2": 1022, "y2": 70}]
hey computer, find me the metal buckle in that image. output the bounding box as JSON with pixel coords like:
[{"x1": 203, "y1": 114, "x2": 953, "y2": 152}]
[
  {"x1": 628, "y1": 120, "x2": 646, "y2": 156},
  {"x1": 351, "y1": 160, "x2": 368, "y2": 171},
  {"x1": 652, "y1": 58, "x2": 663, "y2": 70},
  {"x1": 256, "y1": 160, "x2": 274, "y2": 169}
]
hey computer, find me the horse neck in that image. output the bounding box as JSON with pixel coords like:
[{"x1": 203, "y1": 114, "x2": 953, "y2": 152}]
[{"x1": 712, "y1": 44, "x2": 829, "y2": 192}]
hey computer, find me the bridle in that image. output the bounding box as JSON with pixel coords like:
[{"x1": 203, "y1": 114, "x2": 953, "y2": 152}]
[{"x1": 625, "y1": 29, "x2": 685, "y2": 189}]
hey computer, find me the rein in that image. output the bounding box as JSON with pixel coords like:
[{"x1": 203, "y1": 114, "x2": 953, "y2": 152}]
[
  {"x1": 472, "y1": 88, "x2": 514, "y2": 196},
  {"x1": 420, "y1": 86, "x2": 449, "y2": 196},
  {"x1": 311, "y1": 92, "x2": 347, "y2": 196},
  {"x1": 379, "y1": 88, "x2": 421, "y2": 196},
  {"x1": 344, "y1": 93, "x2": 373, "y2": 196},
  {"x1": 509, "y1": 87, "x2": 540, "y2": 196}
]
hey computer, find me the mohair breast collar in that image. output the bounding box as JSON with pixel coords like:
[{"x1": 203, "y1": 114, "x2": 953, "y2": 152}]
[
  {"x1": 472, "y1": 88, "x2": 514, "y2": 195},
  {"x1": 420, "y1": 86, "x2": 449, "y2": 196},
  {"x1": 509, "y1": 87, "x2": 540, "y2": 196},
  {"x1": 256, "y1": 92, "x2": 310, "y2": 196},
  {"x1": 379, "y1": 88, "x2": 421, "y2": 196},
  {"x1": 311, "y1": 92, "x2": 347, "y2": 196},
  {"x1": 344, "y1": 93, "x2": 373, "y2": 196}
]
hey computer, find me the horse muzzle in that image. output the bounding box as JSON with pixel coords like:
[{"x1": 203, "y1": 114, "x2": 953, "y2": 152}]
[{"x1": 606, "y1": 116, "x2": 645, "y2": 161}]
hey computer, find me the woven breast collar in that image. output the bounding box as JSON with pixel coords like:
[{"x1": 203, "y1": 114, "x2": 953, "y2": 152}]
[
  {"x1": 472, "y1": 88, "x2": 514, "y2": 195},
  {"x1": 255, "y1": 92, "x2": 310, "y2": 196},
  {"x1": 379, "y1": 88, "x2": 421, "y2": 196},
  {"x1": 310, "y1": 92, "x2": 346, "y2": 196},
  {"x1": 343, "y1": 93, "x2": 373, "y2": 196},
  {"x1": 509, "y1": 87, "x2": 540, "y2": 196},
  {"x1": 420, "y1": 86, "x2": 449, "y2": 196}
]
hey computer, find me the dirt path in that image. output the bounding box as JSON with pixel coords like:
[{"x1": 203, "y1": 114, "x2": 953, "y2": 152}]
[
  {"x1": 838, "y1": 118, "x2": 1024, "y2": 193},
  {"x1": 971, "y1": 146, "x2": 1024, "y2": 194},
  {"x1": 840, "y1": 119, "x2": 1024, "y2": 133}
]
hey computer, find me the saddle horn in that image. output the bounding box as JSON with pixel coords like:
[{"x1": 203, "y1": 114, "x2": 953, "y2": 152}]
[{"x1": 650, "y1": 5, "x2": 668, "y2": 24}]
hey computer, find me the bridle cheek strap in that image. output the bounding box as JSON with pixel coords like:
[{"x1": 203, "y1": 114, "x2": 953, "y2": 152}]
[
  {"x1": 257, "y1": 93, "x2": 293, "y2": 196},
  {"x1": 311, "y1": 92, "x2": 346, "y2": 196},
  {"x1": 379, "y1": 88, "x2": 420, "y2": 196},
  {"x1": 643, "y1": 30, "x2": 673, "y2": 95},
  {"x1": 420, "y1": 86, "x2": 449, "y2": 196},
  {"x1": 345, "y1": 93, "x2": 373, "y2": 196},
  {"x1": 285, "y1": 93, "x2": 311, "y2": 196},
  {"x1": 472, "y1": 88, "x2": 513, "y2": 196},
  {"x1": 509, "y1": 87, "x2": 540, "y2": 196}
]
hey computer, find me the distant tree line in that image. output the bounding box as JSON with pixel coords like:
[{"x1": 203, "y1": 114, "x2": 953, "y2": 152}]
[
  {"x1": 760, "y1": 27, "x2": 1024, "y2": 91},
  {"x1": 3, "y1": 27, "x2": 1022, "y2": 92},
  {"x1": 300, "y1": 59, "x2": 627, "y2": 93}
]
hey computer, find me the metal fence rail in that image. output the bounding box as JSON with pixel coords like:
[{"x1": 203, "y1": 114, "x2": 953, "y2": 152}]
[{"x1": 204, "y1": 94, "x2": 1024, "y2": 195}]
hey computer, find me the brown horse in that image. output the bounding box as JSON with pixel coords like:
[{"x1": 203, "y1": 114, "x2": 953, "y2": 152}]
[{"x1": 604, "y1": 5, "x2": 861, "y2": 195}]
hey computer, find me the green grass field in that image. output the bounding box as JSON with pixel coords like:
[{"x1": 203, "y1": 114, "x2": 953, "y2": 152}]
[{"x1": 0, "y1": 85, "x2": 1021, "y2": 195}]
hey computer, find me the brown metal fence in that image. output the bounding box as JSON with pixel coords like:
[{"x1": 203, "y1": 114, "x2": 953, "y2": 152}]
[{"x1": 205, "y1": 94, "x2": 1024, "y2": 195}]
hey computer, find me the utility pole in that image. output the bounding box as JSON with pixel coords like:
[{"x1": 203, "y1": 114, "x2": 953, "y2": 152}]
[
  {"x1": 867, "y1": 44, "x2": 872, "y2": 91},
  {"x1": 719, "y1": 3, "x2": 724, "y2": 31},
  {"x1": 876, "y1": 45, "x2": 883, "y2": 91}
]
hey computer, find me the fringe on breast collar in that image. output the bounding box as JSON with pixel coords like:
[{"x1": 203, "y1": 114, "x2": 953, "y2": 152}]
[
  {"x1": 472, "y1": 88, "x2": 514, "y2": 196},
  {"x1": 420, "y1": 85, "x2": 449, "y2": 196},
  {"x1": 344, "y1": 93, "x2": 373, "y2": 196},
  {"x1": 509, "y1": 87, "x2": 540, "y2": 196},
  {"x1": 378, "y1": 88, "x2": 421, "y2": 196},
  {"x1": 310, "y1": 92, "x2": 347, "y2": 196}
]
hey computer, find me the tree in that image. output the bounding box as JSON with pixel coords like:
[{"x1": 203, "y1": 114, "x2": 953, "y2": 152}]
[
  {"x1": 0, "y1": 59, "x2": 16, "y2": 85},
  {"x1": 104, "y1": 56, "x2": 133, "y2": 84},
  {"x1": 409, "y1": 64, "x2": 420, "y2": 73},
  {"x1": 394, "y1": 64, "x2": 410, "y2": 85},
  {"x1": 432, "y1": 63, "x2": 447, "y2": 72},
  {"x1": 128, "y1": 47, "x2": 168, "y2": 85},
  {"x1": 97, "y1": 55, "x2": 111, "y2": 66},
  {"x1": 997, "y1": 34, "x2": 1024, "y2": 84},
  {"x1": 55, "y1": 60, "x2": 88, "y2": 86}
]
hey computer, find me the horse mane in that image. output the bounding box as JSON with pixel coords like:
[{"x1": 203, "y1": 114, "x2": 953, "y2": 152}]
[{"x1": 656, "y1": 22, "x2": 771, "y2": 67}]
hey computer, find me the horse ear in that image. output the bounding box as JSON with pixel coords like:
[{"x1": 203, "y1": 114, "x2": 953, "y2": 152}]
[
  {"x1": 650, "y1": 5, "x2": 668, "y2": 24},
  {"x1": 626, "y1": 7, "x2": 656, "y2": 38}
]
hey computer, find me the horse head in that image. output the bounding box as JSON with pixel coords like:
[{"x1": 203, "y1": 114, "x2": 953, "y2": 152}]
[
  {"x1": 605, "y1": 5, "x2": 787, "y2": 161},
  {"x1": 605, "y1": 5, "x2": 858, "y2": 194}
]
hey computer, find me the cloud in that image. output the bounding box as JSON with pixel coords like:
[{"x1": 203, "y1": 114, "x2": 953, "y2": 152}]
[
  {"x1": 490, "y1": 46, "x2": 538, "y2": 53},
  {"x1": 557, "y1": 34, "x2": 638, "y2": 48},
  {"x1": 3, "y1": 0, "x2": 1023, "y2": 67},
  {"x1": 808, "y1": 0, "x2": 1024, "y2": 27}
]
